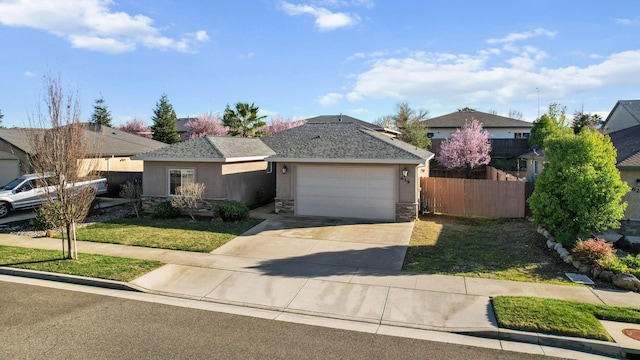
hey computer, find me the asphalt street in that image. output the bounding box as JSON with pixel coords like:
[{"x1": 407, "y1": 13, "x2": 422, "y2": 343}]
[{"x1": 0, "y1": 281, "x2": 555, "y2": 360}]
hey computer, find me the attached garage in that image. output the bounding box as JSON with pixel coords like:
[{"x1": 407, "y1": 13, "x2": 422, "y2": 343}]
[
  {"x1": 263, "y1": 121, "x2": 434, "y2": 222},
  {"x1": 0, "y1": 151, "x2": 19, "y2": 186},
  {"x1": 296, "y1": 165, "x2": 396, "y2": 220}
]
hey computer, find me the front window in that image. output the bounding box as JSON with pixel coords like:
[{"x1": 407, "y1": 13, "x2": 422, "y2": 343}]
[{"x1": 169, "y1": 169, "x2": 195, "y2": 195}]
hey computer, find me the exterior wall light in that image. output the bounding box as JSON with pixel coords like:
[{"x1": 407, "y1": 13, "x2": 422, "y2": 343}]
[
  {"x1": 282, "y1": 165, "x2": 288, "y2": 174},
  {"x1": 401, "y1": 167, "x2": 410, "y2": 183}
]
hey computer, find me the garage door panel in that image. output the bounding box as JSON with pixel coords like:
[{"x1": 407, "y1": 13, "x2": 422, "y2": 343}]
[{"x1": 296, "y1": 165, "x2": 395, "y2": 220}]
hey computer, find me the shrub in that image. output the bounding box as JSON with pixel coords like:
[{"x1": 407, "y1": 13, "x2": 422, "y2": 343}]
[
  {"x1": 214, "y1": 200, "x2": 249, "y2": 222},
  {"x1": 572, "y1": 238, "x2": 616, "y2": 270},
  {"x1": 602, "y1": 254, "x2": 640, "y2": 277},
  {"x1": 31, "y1": 201, "x2": 65, "y2": 230},
  {"x1": 153, "y1": 200, "x2": 181, "y2": 219},
  {"x1": 119, "y1": 181, "x2": 143, "y2": 218}
]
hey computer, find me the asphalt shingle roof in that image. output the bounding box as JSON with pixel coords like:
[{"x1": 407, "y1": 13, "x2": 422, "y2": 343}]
[
  {"x1": 262, "y1": 122, "x2": 433, "y2": 163},
  {"x1": 422, "y1": 110, "x2": 533, "y2": 129},
  {"x1": 133, "y1": 136, "x2": 274, "y2": 162},
  {"x1": 608, "y1": 124, "x2": 640, "y2": 168},
  {"x1": 0, "y1": 125, "x2": 167, "y2": 157},
  {"x1": 305, "y1": 115, "x2": 384, "y2": 130}
]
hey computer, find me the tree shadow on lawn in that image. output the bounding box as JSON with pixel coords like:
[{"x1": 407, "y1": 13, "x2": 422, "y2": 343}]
[
  {"x1": 0, "y1": 258, "x2": 64, "y2": 267},
  {"x1": 402, "y1": 214, "x2": 579, "y2": 283}
]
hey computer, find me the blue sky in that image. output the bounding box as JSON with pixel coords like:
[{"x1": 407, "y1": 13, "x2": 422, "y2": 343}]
[{"x1": 1, "y1": 0, "x2": 639, "y2": 128}]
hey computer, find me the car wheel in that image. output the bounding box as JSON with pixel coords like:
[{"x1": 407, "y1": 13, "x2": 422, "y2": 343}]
[{"x1": 0, "y1": 202, "x2": 10, "y2": 218}]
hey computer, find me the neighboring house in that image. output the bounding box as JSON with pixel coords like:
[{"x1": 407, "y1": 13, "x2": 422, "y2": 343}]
[
  {"x1": 602, "y1": 100, "x2": 640, "y2": 134},
  {"x1": 0, "y1": 151, "x2": 19, "y2": 186},
  {"x1": 608, "y1": 124, "x2": 640, "y2": 220},
  {"x1": 0, "y1": 124, "x2": 167, "y2": 195},
  {"x1": 422, "y1": 110, "x2": 533, "y2": 158},
  {"x1": 176, "y1": 117, "x2": 194, "y2": 141},
  {"x1": 262, "y1": 122, "x2": 433, "y2": 221},
  {"x1": 519, "y1": 148, "x2": 546, "y2": 182},
  {"x1": 132, "y1": 136, "x2": 276, "y2": 212},
  {"x1": 306, "y1": 114, "x2": 401, "y2": 137}
]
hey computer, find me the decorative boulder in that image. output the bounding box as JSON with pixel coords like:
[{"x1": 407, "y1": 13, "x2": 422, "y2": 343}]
[
  {"x1": 599, "y1": 271, "x2": 614, "y2": 281},
  {"x1": 563, "y1": 255, "x2": 573, "y2": 264},
  {"x1": 579, "y1": 264, "x2": 592, "y2": 274},
  {"x1": 612, "y1": 274, "x2": 640, "y2": 291},
  {"x1": 573, "y1": 260, "x2": 582, "y2": 270},
  {"x1": 554, "y1": 243, "x2": 564, "y2": 251},
  {"x1": 547, "y1": 239, "x2": 556, "y2": 249}
]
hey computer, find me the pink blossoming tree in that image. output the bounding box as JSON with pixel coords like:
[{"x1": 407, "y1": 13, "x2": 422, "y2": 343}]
[
  {"x1": 119, "y1": 119, "x2": 152, "y2": 138},
  {"x1": 264, "y1": 116, "x2": 306, "y2": 135},
  {"x1": 185, "y1": 113, "x2": 229, "y2": 139},
  {"x1": 435, "y1": 119, "x2": 491, "y2": 178}
]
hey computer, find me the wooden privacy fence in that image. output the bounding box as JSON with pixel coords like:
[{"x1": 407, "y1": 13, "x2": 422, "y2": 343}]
[{"x1": 421, "y1": 177, "x2": 529, "y2": 218}]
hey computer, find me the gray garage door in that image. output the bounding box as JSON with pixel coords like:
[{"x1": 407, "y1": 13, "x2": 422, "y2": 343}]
[{"x1": 296, "y1": 165, "x2": 395, "y2": 220}]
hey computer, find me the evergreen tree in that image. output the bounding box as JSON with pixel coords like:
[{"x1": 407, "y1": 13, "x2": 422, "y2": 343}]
[
  {"x1": 222, "y1": 102, "x2": 267, "y2": 137},
  {"x1": 0, "y1": 108, "x2": 4, "y2": 128},
  {"x1": 89, "y1": 96, "x2": 113, "y2": 127},
  {"x1": 571, "y1": 111, "x2": 602, "y2": 134},
  {"x1": 151, "y1": 94, "x2": 180, "y2": 144}
]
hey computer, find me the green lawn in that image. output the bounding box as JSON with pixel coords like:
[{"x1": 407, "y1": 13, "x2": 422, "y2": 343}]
[
  {"x1": 0, "y1": 245, "x2": 163, "y2": 282},
  {"x1": 493, "y1": 296, "x2": 640, "y2": 341},
  {"x1": 403, "y1": 214, "x2": 578, "y2": 285},
  {"x1": 75, "y1": 217, "x2": 262, "y2": 252}
]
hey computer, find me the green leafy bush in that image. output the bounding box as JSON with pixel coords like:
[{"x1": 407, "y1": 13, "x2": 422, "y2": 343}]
[
  {"x1": 31, "y1": 201, "x2": 65, "y2": 230},
  {"x1": 214, "y1": 200, "x2": 249, "y2": 222},
  {"x1": 153, "y1": 200, "x2": 181, "y2": 219},
  {"x1": 602, "y1": 254, "x2": 640, "y2": 277},
  {"x1": 572, "y1": 238, "x2": 616, "y2": 270}
]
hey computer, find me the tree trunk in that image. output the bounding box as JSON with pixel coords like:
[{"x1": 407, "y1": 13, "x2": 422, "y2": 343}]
[{"x1": 65, "y1": 223, "x2": 75, "y2": 259}]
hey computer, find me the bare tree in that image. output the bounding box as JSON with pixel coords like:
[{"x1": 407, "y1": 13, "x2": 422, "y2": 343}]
[
  {"x1": 171, "y1": 183, "x2": 206, "y2": 220},
  {"x1": 28, "y1": 75, "x2": 99, "y2": 259},
  {"x1": 119, "y1": 180, "x2": 143, "y2": 218}
]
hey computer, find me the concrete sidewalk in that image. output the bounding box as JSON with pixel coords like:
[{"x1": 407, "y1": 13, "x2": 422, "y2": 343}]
[{"x1": 1, "y1": 231, "x2": 640, "y2": 358}]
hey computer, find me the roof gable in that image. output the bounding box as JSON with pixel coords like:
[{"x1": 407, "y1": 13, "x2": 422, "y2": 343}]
[
  {"x1": 262, "y1": 122, "x2": 433, "y2": 164},
  {"x1": 608, "y1": 124, "x2": 640, "y2": 168},
  {"x1": 602, "y1": 100, "x2": 640, "y2": 133},
  {"x1": 305, "y1": 115, "x2": 383, "y2": 130},
  {"x1": 422, "y1": 110, "x2": 533, "y2": 129}
]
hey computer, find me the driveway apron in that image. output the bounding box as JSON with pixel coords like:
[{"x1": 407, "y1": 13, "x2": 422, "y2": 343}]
[{"x1": 212, "y1": 216, "x2": 414, "y2": 272}]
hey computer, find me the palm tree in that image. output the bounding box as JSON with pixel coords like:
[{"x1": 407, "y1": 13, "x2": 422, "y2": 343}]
[{"x1": 222, "y1": 102, "x2": 267, "y2": 137}]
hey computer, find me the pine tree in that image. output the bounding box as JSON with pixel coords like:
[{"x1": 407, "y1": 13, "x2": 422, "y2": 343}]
[
  {"x1": 151, "y1": 94, "x2": 180, "y2": 144},
  {"x1": 89, "y1": 96, "x2": 113, "y2": 127}
]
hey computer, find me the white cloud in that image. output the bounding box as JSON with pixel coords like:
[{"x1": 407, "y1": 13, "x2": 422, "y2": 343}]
[
  {"x1": 0, "y1": 0, "x2": 209, "y2": 54},
  {"x1": 23, "y1": 71, "x2": 36, "y2": 77},
  {"x1": 342, "y1": 31, "x2": 640, "y2": 108},
  {"x1": 486, "y1": 28, "x2": 556, "y2": 44},
  {"x1": 317, "y1": 92, "x2": 344, "y2": 106},
  {"x1": 615, "y1": 18, "x2": 640, "y2": 25},
  {"x1": 280, "y1": 2, "x2": 359, "y2": 31}
]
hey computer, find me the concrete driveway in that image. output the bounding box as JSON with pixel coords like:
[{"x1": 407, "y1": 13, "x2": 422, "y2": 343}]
[{"x1": 212, "y1": 216, "x2": 415, "y2": 271}]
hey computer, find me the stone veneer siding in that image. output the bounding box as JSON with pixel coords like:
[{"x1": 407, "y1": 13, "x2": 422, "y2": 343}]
[
  {"x1": 141, "y1": 196, "x2": 226, "y2": 216},
  {"x1": 275, "y1": 198, "x2": 294, "y2": 214},
  {"x1": 396, "y1": 202, "x2": 418, "y2": 222}
]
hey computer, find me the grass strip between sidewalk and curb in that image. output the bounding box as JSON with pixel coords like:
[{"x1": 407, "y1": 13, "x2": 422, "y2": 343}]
[
  {"x1": 0, "y1": 245, "x2": 163, "y2": 282},
  {"x1": 75, "y1": 217, "x2": 262, "y2": 252},
  {"x1": 492, "y1": 296, "x2": 640, "y2": 342}
]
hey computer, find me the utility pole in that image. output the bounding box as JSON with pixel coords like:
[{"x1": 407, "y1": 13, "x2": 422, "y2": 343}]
[{"x1": 536, "y1": 87, "x2": 540, "y2": 119}]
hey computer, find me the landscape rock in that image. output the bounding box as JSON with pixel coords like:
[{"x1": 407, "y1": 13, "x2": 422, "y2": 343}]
[
  {"x1": 563, "y1": 255, "x2": 573, "y2": 264},
  {"x1": 547, "y1": 239, "x2": 556, "y2": 249},
  {"x1": 558, "y1": 249, "x2": 570, "y2": 258},
  {"x1": 599, "y1": 271, "x2": 614, "y2": 281},
  {"x1": 554, "y1": 243, "x2": 564, "y2": 251},
  {"x1": 611, "y1": 274, "x2": 640, "y2": 291},
  {"x1": 573, "y1": 260, "x2": 582, "y2": 270},
  {"x1": 543, "y1": 230, "x2": 550, "y2": 238},
  {"x1": 579, "y1": 264, "x2": 592, "y2": 274},
  {"x1": 592, "y1": 268, "x2": 601, "y2": 279},
  {"x1": 615, "y1": 237, "x2": 640, "y2": 255}
]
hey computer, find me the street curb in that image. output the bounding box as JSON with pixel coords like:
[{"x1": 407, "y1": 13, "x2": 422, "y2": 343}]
[
  {"x1": 495, "y1": 327, "x2": 625, "y2": 358},
  {"x1": 0, "y1": 269, "x2": 633, "y2": 358},
  {"x1": 0, "y1": 267, "x2": 144, "y2": 292}
]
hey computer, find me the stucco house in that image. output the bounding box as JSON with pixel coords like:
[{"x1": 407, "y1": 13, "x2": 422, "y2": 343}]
[
  {"x1": 0, "y1": 151, "x2": 19, "y2": 186},
  {"x1": 0, "y1": 124, "x2": 166, "y2": 194},
  {"x1": 608, "y1": 124, "x2": 640, "y2": 220},
  {"x1": 602, "y1": 100, "x2": 640, "y2": 134},
  {"x1": 422, "y1": 110, "x2": 533, "y2": 159},
  {"x1": 262, "y1": 122, "x2": 433, "y2": 221},
  {"x1": 132, "y1": 136, "x2": 276, "y2": 212}
]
